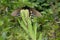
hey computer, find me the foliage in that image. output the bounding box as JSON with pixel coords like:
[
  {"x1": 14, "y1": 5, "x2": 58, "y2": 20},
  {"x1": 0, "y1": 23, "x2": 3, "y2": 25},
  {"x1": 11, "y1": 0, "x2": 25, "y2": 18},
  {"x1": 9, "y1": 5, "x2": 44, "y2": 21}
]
[{"x1": 0, "y1": 0, "x2": 60, "y2": 40}]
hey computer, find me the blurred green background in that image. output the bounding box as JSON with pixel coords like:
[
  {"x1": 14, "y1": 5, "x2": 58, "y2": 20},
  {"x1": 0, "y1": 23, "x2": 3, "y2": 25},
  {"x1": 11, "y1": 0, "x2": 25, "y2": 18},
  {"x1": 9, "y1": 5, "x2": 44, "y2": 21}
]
[{"x1": 0, "y1": 0, "x2": 60, "y2": 40}]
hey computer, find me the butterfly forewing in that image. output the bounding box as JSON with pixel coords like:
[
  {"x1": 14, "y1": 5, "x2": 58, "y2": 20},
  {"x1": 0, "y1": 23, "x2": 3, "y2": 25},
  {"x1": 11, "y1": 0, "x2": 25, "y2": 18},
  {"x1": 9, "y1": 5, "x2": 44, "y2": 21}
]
[{"x1": 11, "y1": 8, "x2": 21, "y2": 16}]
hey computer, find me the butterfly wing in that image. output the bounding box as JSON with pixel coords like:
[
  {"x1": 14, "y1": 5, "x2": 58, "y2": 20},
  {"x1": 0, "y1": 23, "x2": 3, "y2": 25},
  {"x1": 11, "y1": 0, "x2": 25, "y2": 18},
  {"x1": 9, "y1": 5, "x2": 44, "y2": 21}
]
[
  {"x1": 30, "y1": 8, "x2": 42, "y2": 17},
  {"x1": 11, "y1": 8, "x2": 21, "y2": 16}
]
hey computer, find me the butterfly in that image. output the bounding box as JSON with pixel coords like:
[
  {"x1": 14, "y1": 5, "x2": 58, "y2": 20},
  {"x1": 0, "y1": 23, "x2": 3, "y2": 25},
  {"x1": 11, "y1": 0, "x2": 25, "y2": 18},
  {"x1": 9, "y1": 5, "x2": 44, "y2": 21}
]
[{"x1": 11, "y1": 6, "x2": 42, "y2": 17}]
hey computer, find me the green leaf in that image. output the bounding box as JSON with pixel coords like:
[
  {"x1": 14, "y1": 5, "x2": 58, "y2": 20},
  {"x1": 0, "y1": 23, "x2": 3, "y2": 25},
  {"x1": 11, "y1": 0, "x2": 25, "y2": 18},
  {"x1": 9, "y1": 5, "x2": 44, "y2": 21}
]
[{"x1": 0, "y1": 20, "x2": 4, "y2": 26}]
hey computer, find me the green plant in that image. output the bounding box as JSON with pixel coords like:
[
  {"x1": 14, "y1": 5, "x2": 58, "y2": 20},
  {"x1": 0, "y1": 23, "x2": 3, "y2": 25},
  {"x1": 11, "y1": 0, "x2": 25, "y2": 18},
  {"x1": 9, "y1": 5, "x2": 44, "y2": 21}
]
[{"x1": 17, "y1": 9, "x2": 43, "y2": 40}]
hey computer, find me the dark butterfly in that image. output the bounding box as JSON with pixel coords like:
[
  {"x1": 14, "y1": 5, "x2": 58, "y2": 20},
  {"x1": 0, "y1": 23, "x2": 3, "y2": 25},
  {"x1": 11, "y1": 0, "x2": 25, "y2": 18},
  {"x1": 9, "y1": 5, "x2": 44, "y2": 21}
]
[{"x1": 11, "y1": 7, "x2": 42, "y2": 17}]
